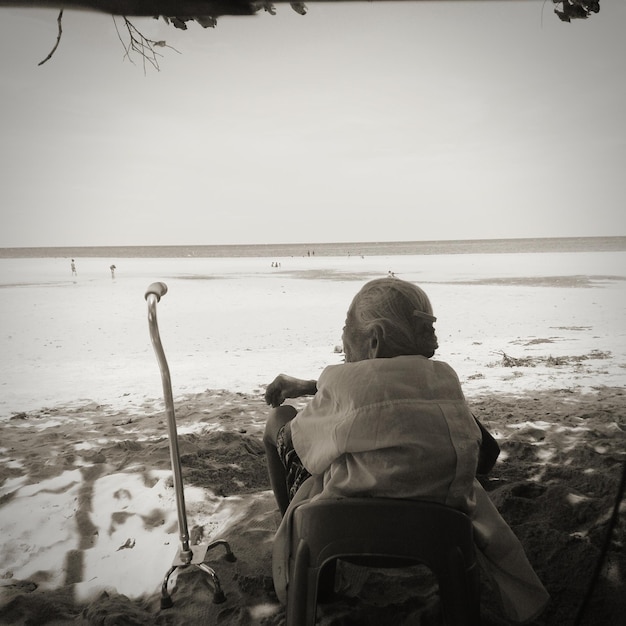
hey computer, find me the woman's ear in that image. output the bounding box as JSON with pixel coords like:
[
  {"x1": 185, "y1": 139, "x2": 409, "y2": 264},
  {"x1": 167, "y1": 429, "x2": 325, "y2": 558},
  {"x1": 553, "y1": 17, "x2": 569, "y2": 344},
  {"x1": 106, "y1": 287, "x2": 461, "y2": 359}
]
[{"x1": 367, "y1": 325, "x2": 385, "y2": 359}]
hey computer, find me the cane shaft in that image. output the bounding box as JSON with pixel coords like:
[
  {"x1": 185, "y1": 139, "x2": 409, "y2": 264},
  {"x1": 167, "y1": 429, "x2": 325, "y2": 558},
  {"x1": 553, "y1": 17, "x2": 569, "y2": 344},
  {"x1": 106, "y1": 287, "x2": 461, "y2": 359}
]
[{"x1": 146, "y1": 292, "x2": 191, "y2": 559}]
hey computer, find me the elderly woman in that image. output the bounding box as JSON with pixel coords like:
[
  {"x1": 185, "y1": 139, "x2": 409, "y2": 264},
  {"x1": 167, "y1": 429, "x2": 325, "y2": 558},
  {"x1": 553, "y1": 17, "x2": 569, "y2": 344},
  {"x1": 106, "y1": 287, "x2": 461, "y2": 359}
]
[{"x1": 264, "y1": 277, "x2": 549, "y2": 623}]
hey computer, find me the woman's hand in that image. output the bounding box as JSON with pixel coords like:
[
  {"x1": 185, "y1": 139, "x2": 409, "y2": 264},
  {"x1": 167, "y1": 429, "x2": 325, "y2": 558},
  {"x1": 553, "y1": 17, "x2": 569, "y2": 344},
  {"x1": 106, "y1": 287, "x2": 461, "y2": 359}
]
[{"x1": 264, "y1": 374, "x2": 317, "y2": 407}]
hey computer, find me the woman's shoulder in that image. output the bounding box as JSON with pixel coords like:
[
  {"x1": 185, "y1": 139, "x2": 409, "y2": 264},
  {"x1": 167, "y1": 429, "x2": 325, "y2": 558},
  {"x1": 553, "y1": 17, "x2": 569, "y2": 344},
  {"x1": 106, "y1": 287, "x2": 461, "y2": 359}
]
[
  {"x1": 321, "y1": 355, "x2": 455, "y2": 375},
  {"x1": 319, "y1": 356, "x2": 462, "y2": 397}
]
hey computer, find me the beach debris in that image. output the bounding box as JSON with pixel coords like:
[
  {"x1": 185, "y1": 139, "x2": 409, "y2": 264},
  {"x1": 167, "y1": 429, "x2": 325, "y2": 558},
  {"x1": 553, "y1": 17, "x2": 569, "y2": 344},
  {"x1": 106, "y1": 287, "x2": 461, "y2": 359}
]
[
  {"x1": 467, "y1": 373, "x2": 485, "y2": 381},
  {"x1": 114, "y1": 440, "x2": 142, "y2": 452},
  {"x1": 496, "y1": 351, "x2": 536, "y2": 368},
  {"x1": 493, "y1": 350, "x2": 611, "y2": 368},
  {"x1": 519, "y1": 338, "x2": 556, "y2": 346},
  {"x1": 116, "y1": 538, "x2": 136, "y2": 551},
  {"x1": 551, "y1": 326, "x2": 593, "y2": 331},
  {"x1": 243, "y1": 437, "x2": 264, "y2": 455},
  {"x1": 112, "y1": 417, "x2": 133, "y2": 426},
  {"x1": 0, "y1": 579, "x2": 37, "y2": 594},
  {"x1": 190, "y1": 525, "x2": 205, "y2": 545},
  {"x1": 113, "y1": 488, "x2": 132, "y2": 501}
]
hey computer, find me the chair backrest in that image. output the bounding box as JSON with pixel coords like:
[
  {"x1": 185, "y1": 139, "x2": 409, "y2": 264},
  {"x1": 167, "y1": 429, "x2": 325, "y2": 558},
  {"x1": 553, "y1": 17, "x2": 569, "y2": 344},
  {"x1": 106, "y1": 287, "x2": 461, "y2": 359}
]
[{"x1": 286, "y1": 498, "x2": 480, "y2": 626}]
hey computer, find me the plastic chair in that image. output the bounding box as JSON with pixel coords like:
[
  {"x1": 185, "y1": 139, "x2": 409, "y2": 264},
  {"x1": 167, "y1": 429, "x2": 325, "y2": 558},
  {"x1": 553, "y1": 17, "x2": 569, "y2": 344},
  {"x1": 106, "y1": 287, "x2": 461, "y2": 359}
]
[{"x1": 285, "y1": 498, "x2": 481, "y2": 626}]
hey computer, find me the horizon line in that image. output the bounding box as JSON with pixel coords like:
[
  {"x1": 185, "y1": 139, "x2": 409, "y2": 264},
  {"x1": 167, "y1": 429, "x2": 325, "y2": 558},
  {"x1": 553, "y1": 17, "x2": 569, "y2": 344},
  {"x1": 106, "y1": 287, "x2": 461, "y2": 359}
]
[{"x1": 2, "y1": 234, "x2": 626, "y2": 251}]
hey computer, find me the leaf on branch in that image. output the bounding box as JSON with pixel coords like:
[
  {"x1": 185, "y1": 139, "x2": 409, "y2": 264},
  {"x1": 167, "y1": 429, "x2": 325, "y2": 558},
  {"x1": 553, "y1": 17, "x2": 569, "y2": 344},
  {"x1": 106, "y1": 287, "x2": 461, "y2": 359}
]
[
  {"x1": 553, "y1": 0, "x2": 600, "y2": 22},
  {"x1": 290, "y1": 2, "x2": 307, "y2": 15},
  {"x1": 161, "y1": 15, "x2": 217, "y2": 30},
  {"x1": 260, "y1": 1, "x2": 276, "y2": 15}
]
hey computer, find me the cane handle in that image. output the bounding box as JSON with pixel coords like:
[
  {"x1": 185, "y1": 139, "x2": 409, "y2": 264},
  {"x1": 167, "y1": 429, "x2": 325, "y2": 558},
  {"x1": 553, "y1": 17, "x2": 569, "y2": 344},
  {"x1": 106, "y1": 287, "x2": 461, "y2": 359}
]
[{"x1": 145, "y1": 282, "x2": 168, "y2": 302}]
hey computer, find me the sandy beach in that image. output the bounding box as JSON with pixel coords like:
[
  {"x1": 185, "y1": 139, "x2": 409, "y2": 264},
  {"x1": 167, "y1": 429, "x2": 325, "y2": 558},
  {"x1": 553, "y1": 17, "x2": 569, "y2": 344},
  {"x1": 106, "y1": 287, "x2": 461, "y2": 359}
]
[{"x1": 1, "y1": 249, "x2": 625, "y2": 625}]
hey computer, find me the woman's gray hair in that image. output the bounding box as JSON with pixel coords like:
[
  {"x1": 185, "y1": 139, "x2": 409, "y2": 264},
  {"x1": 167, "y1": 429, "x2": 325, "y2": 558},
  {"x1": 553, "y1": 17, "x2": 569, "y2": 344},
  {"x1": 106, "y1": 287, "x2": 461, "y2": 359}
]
[{"x1": 347, "y1": 277, "x2": 439, "y2": 358}]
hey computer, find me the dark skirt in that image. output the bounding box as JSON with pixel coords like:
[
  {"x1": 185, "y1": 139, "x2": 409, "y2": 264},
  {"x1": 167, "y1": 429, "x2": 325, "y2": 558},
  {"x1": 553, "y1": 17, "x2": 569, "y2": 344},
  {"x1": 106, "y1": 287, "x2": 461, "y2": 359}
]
[{"x1": 276, "y1": 424, "x2": 312, "y2": 502}]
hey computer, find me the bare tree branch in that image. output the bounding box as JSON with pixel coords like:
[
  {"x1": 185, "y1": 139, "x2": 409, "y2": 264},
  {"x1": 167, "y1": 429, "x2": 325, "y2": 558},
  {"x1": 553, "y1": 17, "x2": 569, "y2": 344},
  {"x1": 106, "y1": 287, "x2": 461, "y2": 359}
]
[
  {"x1": 113, "y1": 15, "x2": 181, "y2": 73},
  {"x1": 38, "y1": 8, "x2": 63, "y2": 66}
]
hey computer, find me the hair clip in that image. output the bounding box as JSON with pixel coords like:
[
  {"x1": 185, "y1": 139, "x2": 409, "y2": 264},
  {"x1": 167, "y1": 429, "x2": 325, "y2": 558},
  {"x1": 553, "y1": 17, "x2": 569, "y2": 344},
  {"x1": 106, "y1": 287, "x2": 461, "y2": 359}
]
[{"x1": 413, "y1": 310, "x2": 436, "y2": 323}]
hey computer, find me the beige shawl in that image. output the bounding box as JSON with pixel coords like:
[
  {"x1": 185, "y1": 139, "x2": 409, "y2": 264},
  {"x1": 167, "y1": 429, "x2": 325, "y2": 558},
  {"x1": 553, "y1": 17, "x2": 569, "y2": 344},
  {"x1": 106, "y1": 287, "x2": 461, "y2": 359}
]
[{"x1": 273, "y1": 356, "x2": 549, "y2": 623}]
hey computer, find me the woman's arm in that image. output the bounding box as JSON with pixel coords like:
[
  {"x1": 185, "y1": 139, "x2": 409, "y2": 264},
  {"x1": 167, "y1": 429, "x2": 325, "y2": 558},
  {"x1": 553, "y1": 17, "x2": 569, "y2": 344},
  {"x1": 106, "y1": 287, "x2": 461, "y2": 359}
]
[{"x1": 264, "y1": 374, "x2": 318, "y2": 407}]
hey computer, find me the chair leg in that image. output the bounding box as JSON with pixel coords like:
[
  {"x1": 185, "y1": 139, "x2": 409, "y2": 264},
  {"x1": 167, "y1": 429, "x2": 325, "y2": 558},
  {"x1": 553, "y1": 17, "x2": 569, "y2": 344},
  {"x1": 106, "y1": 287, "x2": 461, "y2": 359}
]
[
  {"x1": 317, "y1": 560, "x2": 337, "y2": 603},
  {"x1": 467, "y1": 564, "x2": 481, "y2": 626},
  {"x1": 289, "y1": 562, "x2": 334, "y2": 625},
  {"x1": 306, "y1": 567, "x2": 321, "y2": 626},
  {"x1": 287, "y1": 541, "x2": 312, "y2": 626},
  {"x1": 437, "y1": 550, "x2": 481, "y2": 626}
]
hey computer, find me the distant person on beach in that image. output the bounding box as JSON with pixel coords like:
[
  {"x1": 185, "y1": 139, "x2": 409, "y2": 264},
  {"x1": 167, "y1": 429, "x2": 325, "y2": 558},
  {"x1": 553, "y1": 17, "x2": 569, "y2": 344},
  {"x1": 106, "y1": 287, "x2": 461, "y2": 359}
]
[
  {"x1": 110, "y1": 264, "x2": 116, "y2": 278},
  {"x1": 71, "y1": 259, "x2": 77, "y2": 276},
  {"x1": 264, "y1": 277, "x2": 549, "y2": 622}
]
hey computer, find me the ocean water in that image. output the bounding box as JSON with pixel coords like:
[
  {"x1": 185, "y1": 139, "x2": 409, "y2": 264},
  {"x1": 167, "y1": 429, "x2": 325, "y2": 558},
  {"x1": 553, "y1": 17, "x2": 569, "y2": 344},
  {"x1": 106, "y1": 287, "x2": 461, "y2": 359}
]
[{"x1": 1, "y1": 236, "x2": 625, "y2": 259}]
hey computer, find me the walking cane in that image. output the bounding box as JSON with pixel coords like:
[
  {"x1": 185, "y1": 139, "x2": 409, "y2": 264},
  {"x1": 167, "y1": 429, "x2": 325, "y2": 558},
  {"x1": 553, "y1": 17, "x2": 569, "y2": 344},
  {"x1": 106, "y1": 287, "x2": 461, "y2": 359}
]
[{"x1": 145, "y1": 282, "x2": 236, "y2": 609}]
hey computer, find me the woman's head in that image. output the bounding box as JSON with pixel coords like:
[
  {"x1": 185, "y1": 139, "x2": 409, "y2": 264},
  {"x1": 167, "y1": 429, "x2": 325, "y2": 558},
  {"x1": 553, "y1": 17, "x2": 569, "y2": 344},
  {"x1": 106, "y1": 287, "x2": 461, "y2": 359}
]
[{"x1": 342, "y1": 277, "x2": 438, "y2": 362}]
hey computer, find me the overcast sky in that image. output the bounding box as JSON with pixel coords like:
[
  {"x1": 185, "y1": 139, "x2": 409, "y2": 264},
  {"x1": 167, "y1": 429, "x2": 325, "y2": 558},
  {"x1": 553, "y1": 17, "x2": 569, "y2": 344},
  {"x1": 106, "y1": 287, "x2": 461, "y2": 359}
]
[{"x1": 0, "y1": 1, "x2": 624, "y2": 247}]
